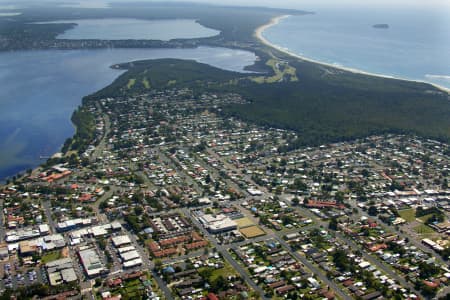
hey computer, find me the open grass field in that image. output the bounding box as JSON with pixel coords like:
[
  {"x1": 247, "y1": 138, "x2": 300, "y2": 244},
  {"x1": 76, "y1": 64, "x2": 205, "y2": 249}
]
[
  {"x1": 127, "y1": 78, "x2": 136, "y2": 89},
  {"x1": 417, "y1": 214, "x2": 435, "y2": 223},
  {"x1": 251, "y1": 58, "x2": 298, "y2": 84},
  {"x1": 142, "y1": 77, "x2": 150, "y2": 89},
  {"x1": 41, "y1": 250, "x2": 62, "y2": 264},
  {"x1": 398, "y1": 208, "x2": 416, "y2": 222},
  {"x1": 109, "y1": 278, "x2": 145, "y2": 300},
  {"x1": 240, "y1": 225, "x2": 265, "y2": 238},
  {"x1": 413, "y1": 224, "x2": 436, "y2": 236},
  {"x1": 235, "y1": 217, "x2": 255, "y2": 228},
  {"x1": 210, "y1": 262, "x2": 238, "y2": 281}
]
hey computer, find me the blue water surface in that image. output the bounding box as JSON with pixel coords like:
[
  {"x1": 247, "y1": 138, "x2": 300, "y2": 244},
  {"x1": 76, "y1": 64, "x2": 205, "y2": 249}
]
[
  {"x1": 0, "y1": 47, "x2": 256, "y2": 180},
  {"x1": 39, "y1": 18, "x2": 220, "y2": 41},
  {"x1": 263, "y1": 6, "x2": 450, "y2": 88}
]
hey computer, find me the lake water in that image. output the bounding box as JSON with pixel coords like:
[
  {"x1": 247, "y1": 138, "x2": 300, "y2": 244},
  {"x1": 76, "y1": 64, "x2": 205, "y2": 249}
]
[
  {"x1": 0, "y1": 47, "x2": 256, "y2": 180},
  {"x1": 41, "y1": 18, "x2": 220, "y2": 41},
  {"x1": 263, "y1": 6, "x2": 450, "y2": 89}
]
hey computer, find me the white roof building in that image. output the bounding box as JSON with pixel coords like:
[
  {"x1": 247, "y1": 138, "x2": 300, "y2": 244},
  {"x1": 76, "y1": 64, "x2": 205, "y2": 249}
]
[
  {"x1": 78, "y1": 247, "x2": 105, "y2": 277},
  {"x1": 39, "y1": 224, "x2": 50, "y2": 235},
  {"x1": 199, "y1": 213, "x2": 237, "y2": 233},
  {"x1": 117, "y1": 246, "x2": 136, "y2": 254},
  {"x1": 123, "y1": 258, "x2": 142, "y2": 268},
  {"x1": 120, "y1": 250, "x2": 140, "y2": 262},
  {"x1": 112, "y1": 235, "x2": 132, "y2": 247}
]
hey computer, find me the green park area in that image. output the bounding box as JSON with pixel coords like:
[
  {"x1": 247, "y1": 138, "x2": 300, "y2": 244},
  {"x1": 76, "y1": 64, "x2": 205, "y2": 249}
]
[
  {"x1": 251, "y1": 58, "x2": 298, "y2": 84},
  {"x1": 127, "y1": 78, "x2": 136, "y2": 89},
  {"x1": 398, "y1": 208, "x2": 416, "y2": 222},
  {"x1": 413, "y1": 224, "x2": 435, "y2": 236}
]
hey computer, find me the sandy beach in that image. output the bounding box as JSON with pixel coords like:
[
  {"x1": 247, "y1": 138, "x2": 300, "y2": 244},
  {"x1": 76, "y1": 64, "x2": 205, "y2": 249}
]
[{"x1": 255, "y1": 15, "x2": 450, "y2": 94}]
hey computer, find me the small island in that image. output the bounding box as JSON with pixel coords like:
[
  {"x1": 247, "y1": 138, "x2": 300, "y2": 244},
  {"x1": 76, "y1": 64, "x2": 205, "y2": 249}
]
[{"x1": 373, "y1": 23, "x2": 389, "y2": 29}]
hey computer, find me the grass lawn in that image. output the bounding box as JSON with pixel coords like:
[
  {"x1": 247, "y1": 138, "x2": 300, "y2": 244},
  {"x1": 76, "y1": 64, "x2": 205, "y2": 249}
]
[
  {"x1": 41, "y1": 250, "x2": 62, "y2": 263},
  {"x1": 235, "y1": 217, "x2": 254, "y2": 228},
  {"x1": 124, "y1": 278, "x2": 141, "y2": 288},
  {"x1": 210, "y1": 262, "x2": 238, "y2": 281},
  {"x1": 251, "y1": 59, "x2": 298, "y2": 84},
  {"x1": 142, "y1": 77, "x2": 150, "y2": 89},
  {"x1": 127, "y1": 78, "x2": 136, "y2": 89},
  {"x1": 398, "y1": 208, "x2": 416, "y2": 222},
  {"x1": 417, "y1": 214, "x2": 434, "y2": 223},
  {"x1": 125, "y1": 286, "x2": 142, "y2": 297},
  {"x1": 413, "y1": 224, "x2": 435, "y2": 235},
  {"x1": 112, "y1": 279, "x2": 144, "y2": 299}
]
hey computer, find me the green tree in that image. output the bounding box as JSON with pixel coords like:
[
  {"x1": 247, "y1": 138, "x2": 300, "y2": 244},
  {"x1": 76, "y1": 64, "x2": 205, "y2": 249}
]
[
  {"x1": 154, "y1": 259, "x2": 163, "y2": 271},
  {"x1": 329, "y1": 218, "x2": 338, "y2": 231},
  {"x1": 333, "y1": 249, "x2": 351, "y2": 271},
  {"x1": 211, "y1": 275, "x2": 228, "y2": 292},
  {"x1": 368, "y1": 205, "x2": 378, "y2": 216},
  {"x1": 134, "y1": 205, "x2": 144, "y2": 216},
  {"x1": 335, "y1": 191, "x2": 345, "y2": 203}
]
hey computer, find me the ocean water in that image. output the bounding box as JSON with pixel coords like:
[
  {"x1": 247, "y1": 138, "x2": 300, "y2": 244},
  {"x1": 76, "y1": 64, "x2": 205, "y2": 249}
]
[
  {"x1": 263, "y1": 6, "x2": 450, "y2": 89},
  {"x1": 39, "y1": 18, "x2": 220, "y2": 41},
  {"x1": 0, "y1": 47, "x2": 256, "y2": 180}
]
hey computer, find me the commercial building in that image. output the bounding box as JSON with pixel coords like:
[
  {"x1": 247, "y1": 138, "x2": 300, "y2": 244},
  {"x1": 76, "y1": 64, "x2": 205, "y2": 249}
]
[
  {"x1": 120, "y1": 250, "x2": 140, "y2": 262},
  {"x1": 198, "y1": 213, "x2": 237, "y2": 233},
  {"x1": 57, "y1": 218, "x2": 93, "y2": 232},
  {"x1": 46, "y1": 258, "x2": 78, "y2": 286},
  {"x1": 78, "y1": 247, "x2": 105, "y2": 277},
  {"x1": 112, "y1": 235, "x2": 132, "y2": 248},
  {"x1": 123, "y1": 258, "x2": 143, "y2": 268}
]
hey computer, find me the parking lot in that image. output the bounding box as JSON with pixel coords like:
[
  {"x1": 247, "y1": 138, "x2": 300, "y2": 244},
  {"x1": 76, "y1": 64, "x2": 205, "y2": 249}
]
[{"x1": 0, "y1": 259, "x2": 48, "y2": 293}]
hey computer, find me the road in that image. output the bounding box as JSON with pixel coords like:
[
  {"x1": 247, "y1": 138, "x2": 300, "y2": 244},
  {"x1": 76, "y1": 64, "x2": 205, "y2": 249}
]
[
  {"x1": 126, "y1": 228, "x2": 174, "y2": 300},
  {"x1": 91, "y1": 104, "x2": 111, "y2": 162},
  {"x1": 92, "y1": 186, "x2": 119, "y2": 223},
  {"x1": 158, "y1": 150, "x2": 204, "y2": 193},
  {"x1": 194, "y1": 149, "x2": 246, "y2": 197},
  {"x1": 202, "y1": 143, "x2": 430, "y2": 298},
  {"x1": 359, "y1": 159, "x2": 448, "y2": 265},
  {"x1": 181, "y1": 207, "x2": 269, "y2": 300},
  {"x1": 283, "y1": 199, "x2": 422, "y2": 296},
  {"x1": 334, "y1": 230, "x2": 421, "y2": 296},
  {"x1": 42, "y1": 200, "x2": 57, "y2": 233},
  {"x1": 273, "y1": 235, "x2": 352, "y2": 300},
  {"x1": 176, "y1": 146, "x2": 353, "y2": 299},
  {"x1": 374, "y1": 215, "x2": 446, "y2": 264},
  {"x1": 0, "y1": 199, "x2": 5, "y2": 242},
  {"x1": 346, "y1": 197, "x2": 447, "y2": 265}
]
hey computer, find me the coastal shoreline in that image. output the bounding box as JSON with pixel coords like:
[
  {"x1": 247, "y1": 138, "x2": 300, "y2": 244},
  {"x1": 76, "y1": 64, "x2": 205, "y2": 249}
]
[
  {"x1": 255, "y1": 15, "x2": 450, "y2": 94},
  {"x1": 1, "y1": 13, "x2": 448, "y2": 184}
]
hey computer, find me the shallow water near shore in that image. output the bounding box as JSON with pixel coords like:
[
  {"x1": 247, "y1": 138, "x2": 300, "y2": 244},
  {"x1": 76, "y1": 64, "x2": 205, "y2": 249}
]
[{"x1": 263, "y1": 6, "x2": 450, "y2": 89}]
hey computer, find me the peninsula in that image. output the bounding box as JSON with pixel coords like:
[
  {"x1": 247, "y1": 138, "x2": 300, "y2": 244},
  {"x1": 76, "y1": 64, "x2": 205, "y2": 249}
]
[{"x1": 0, "y1": 2, "x2": 449, "y2": 300}]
